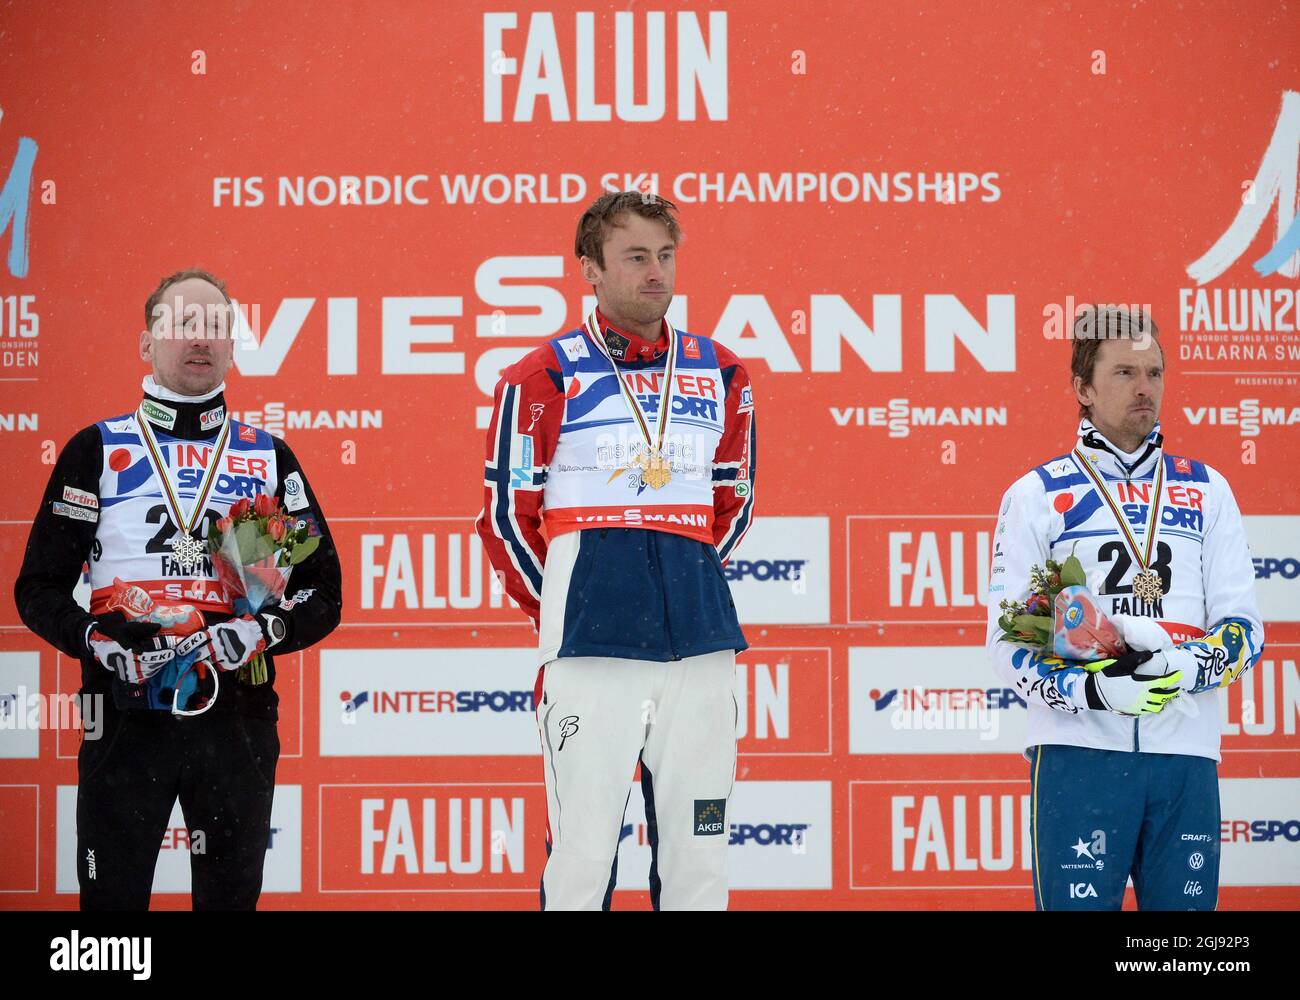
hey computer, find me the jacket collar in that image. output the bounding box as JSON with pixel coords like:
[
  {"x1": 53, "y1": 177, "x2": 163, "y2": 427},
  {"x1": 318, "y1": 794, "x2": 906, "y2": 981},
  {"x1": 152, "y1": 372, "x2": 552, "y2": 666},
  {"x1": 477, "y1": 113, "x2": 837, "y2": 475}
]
[
  {"x1": 1074, "y1": 417, "x2": 1163, "y2": 479},
  {"x1": 139, "y1": 375, "x2": 227, "y2": 441},
  {"x1": 594, "y1": 307, "x2": 668, "y2": 364}
]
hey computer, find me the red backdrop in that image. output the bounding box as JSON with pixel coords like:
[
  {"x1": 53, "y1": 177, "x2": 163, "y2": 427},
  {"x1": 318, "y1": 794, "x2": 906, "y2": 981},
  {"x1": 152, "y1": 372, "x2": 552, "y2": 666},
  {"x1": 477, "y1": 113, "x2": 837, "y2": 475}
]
[{"x1": 0, "y1": 1, "x2": 1297, "y2": 908}]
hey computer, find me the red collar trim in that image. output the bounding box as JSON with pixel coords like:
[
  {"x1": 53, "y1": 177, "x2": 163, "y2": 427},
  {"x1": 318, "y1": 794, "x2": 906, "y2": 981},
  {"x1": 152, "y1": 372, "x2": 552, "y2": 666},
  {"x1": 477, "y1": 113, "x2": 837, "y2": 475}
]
[{"x1": 595, "y1": 308, "x2": 667, "y2": 361}]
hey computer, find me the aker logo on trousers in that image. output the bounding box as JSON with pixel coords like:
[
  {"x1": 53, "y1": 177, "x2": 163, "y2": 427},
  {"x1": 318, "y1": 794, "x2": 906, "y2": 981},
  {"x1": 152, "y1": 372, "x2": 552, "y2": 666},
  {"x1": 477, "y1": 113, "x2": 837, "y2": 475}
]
[
  {"x1": 695, "y1": 799, "x2": 726, "y2": 835},
  {"x1": 536, "y1": 650, "x2": 738, "y2": 911}
]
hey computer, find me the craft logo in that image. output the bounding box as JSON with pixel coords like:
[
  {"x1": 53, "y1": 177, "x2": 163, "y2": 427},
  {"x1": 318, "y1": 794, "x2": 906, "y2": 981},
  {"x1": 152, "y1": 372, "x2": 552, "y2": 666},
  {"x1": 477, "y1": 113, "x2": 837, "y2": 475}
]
[{"x1": 1180, "y1": 90, "x2": 1300, "y2": 373}]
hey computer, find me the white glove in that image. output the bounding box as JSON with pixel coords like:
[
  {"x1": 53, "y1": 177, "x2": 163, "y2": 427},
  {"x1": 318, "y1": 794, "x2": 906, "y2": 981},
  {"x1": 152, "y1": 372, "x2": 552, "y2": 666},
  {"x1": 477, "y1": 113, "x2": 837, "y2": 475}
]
[
  {"x1": 1083, "y1": 649, "x2": 1184, "y2": 717},
  {"x1": 176, "y1": 616, "x2": 266, "y2": 672},
  {"x1": 86, "y1": 612, "x2": 176, "y2": 684},
  {"x1": 1108, "y1": 613, "x2": 1176, "y2": 654}
]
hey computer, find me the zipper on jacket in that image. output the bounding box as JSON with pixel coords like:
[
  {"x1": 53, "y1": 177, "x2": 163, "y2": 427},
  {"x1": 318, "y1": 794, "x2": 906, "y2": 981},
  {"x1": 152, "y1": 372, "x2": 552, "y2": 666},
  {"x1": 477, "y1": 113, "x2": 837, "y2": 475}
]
[
  {"x1": 1120, "y1": 457, "x2": 1140, "y2": 755},
  {"x1": 652, "y1": 532, "x2": 681, "y2": 661}
]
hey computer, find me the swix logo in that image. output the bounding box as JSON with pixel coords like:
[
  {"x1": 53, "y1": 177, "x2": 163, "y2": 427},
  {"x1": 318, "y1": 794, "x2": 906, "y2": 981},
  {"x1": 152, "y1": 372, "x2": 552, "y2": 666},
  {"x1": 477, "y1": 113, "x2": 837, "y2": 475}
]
[{"x1": 1187, "y1": 91, "x2": 1300, "y2": 283}]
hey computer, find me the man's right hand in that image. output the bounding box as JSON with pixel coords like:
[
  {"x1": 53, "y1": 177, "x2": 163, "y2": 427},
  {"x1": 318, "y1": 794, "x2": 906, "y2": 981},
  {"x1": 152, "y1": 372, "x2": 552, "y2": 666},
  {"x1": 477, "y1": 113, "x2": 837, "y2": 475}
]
[
  {"x1": 1083, "y1": 649, "x2": 1183, "y2": 717},
  {"x1": 86, "y1": 611, "x2": 176, "y2": 684}
]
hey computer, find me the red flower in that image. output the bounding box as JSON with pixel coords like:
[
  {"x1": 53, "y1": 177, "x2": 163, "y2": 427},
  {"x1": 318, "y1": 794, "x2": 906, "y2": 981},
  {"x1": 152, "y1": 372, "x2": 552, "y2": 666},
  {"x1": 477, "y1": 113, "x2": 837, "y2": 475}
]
[
  {"x1": 216, "y1": 515, "x2": 234, "y2": 534},
  {"x1": 253, "y1": 493, "x2": 276, "y2": 518},
  {"x1": 267, "y1": 518, "x2": 286, "y2": 542},
  {"x1": 230, "y1": 498, "x2": 252, "y2": 520}
]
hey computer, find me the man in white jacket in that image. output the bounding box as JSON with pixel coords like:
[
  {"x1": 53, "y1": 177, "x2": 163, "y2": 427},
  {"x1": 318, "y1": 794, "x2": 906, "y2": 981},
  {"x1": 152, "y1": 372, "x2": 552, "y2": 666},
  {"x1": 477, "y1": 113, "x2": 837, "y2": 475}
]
[{"x1": 987, "y1": 305, "x2": 1263, "y2": 910}]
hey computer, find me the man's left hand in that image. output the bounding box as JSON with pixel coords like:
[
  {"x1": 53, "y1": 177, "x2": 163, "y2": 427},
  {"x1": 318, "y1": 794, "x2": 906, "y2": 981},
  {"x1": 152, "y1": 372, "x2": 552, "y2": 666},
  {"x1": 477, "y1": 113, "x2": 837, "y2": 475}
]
[{"x1": 177, "y1": 616, "x2": 266, "y2": 672}]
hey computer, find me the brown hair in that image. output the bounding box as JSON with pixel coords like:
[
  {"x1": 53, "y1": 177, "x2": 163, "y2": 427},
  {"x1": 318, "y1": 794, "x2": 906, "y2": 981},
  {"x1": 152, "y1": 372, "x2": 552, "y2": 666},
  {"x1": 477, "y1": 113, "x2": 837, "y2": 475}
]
[
  {"x1": 574, "y1": 191, "x2": 683, "y2": 271},
  {"x1": 145, "y1": 268, "x2": 233, "y2": 332},
  {"x1": 1070, "y1": 304, "x2": 1163, "y2": 418}
]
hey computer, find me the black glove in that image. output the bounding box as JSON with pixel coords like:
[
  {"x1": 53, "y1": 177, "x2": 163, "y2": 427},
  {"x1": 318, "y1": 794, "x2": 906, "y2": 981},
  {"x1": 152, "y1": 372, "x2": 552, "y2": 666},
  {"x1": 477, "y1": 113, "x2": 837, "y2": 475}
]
[{"x1": 86, "y1": 611, "x2": 176, "y2": 685}]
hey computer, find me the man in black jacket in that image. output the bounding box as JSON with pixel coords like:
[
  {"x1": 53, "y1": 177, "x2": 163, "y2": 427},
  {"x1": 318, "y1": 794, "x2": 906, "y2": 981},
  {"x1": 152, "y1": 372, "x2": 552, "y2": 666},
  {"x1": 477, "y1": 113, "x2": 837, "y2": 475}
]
[{"x1": 13, "y1": 269, "x2": 342, "y2": 910}]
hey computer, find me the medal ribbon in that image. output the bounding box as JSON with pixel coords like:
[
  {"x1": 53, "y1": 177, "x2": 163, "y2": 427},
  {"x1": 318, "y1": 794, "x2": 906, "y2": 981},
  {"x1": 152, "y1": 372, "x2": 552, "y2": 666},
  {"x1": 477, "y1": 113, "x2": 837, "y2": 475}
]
[
  {"x1": 135, "y1": 405, "x2": 231, "y2": 536},
  {"x1": 1071, "y1": 446, "x2": 1164, "y2": 573},
  {"x1": 583, "y1": 307, "x2": 677, "y2": 461}
]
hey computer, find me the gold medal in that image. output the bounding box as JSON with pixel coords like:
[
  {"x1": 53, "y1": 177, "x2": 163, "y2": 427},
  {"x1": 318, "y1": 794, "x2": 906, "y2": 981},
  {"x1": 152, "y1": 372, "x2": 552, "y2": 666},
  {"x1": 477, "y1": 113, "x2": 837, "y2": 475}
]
[
  {"x1": 584, "y1": 308, "x2": 678, "y2": 492},
  {"x1": 1072, "y1": 446, "x2": 1168, "y2": 605},
  {"x1": 638, "y1": 450, "x2": 673, "y2": 490},
  {"x1": 1132, "y1": 569, "x2": 1164, "y2": 602}
]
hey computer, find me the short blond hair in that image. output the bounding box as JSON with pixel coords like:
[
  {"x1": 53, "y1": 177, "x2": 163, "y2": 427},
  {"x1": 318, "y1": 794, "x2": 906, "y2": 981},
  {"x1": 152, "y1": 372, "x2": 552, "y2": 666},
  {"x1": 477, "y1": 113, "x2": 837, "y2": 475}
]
[{"x1": 145, "y1": 268, "x2": 233, "y2": 331}]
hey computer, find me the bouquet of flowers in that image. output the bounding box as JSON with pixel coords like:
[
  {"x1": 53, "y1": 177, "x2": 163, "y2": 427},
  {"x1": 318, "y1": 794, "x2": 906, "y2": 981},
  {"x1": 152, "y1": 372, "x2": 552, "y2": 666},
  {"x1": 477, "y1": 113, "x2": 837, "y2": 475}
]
[
  {"x1": 996, "y1": 551, "x2": 1194, "y2": 717},
  {"x1": 103, "y1": 576, "x2": 215, "y2": 713},
  {"x1": 995, "y1": 553, "x2": 1123, "y2": 660},
  {"x1": 207, "y1": 493, "x2": 319, "y2": 685}
]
